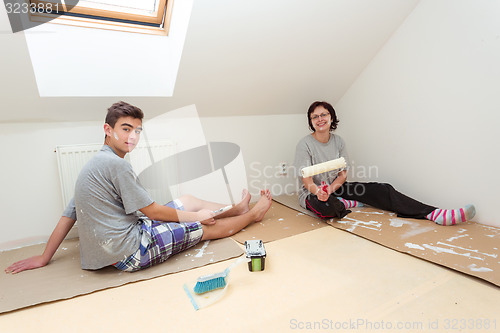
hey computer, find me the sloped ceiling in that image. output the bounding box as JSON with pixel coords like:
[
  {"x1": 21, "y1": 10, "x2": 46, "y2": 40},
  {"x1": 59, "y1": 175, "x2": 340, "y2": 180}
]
[{"x1": 0, "y1": 0, "x2": 419, "y2": 122}]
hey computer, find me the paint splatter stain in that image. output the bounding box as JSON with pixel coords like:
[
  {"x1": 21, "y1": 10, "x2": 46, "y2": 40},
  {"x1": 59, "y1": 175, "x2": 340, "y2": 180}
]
[
  {"x1": 468, "y1": 264, "x2": 493, "y2": 272},
  {"x1": 405, "y1": 243, "x2": 425, "y2": 250}
]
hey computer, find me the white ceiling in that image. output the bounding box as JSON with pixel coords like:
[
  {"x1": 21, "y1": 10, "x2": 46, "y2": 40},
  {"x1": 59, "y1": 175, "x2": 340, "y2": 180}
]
[{"x1": 0, "y1": 0, "x2": 419, "y2": 122}]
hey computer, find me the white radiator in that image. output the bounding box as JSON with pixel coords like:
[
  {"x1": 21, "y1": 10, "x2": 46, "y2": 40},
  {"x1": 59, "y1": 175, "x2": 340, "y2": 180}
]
[{"x1": 55, "y1": 140, "x2": 178, "y2": 210}]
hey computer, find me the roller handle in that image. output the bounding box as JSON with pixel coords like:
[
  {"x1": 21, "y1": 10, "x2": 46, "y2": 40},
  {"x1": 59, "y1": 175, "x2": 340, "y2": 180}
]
[{"x1": 213, "y1": 205, "x2": 233, "y2": 216}]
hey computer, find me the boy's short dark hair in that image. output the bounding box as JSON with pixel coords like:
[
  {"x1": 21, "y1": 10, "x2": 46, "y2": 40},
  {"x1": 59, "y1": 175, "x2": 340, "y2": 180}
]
[
  {"x1": 105, "y1": 101, "x2": 144, "y2": 127},
  {"x1": 307, "y1": 101, "x2": 339, "y2": 132}
]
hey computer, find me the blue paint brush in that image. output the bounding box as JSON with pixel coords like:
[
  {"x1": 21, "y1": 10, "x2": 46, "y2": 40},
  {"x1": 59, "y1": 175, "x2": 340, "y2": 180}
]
[{"x1": 193, "y1": 257, "x2": 245, "y2": 294}]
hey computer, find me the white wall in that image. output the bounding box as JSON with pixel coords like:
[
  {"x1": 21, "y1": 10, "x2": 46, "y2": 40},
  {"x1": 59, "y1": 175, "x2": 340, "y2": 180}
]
[
  {"x1": 201, "y1": 114, "x2": 309, "y2": 198},
  {"x1": 0, "y1": 121, "x2": 101, "y2": 249},
  {"x1": 336, "y1": 0, "x2": 500, "y2": 227}
]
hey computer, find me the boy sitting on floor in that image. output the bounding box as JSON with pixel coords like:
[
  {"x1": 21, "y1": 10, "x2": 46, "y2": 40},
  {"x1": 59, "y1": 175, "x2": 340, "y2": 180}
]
[{"x1": 6, "y1": 101, "x2": 272, "y2": 273}]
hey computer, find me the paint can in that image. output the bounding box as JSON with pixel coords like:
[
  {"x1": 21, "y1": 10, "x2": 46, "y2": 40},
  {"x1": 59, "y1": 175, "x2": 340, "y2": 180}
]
[{"x1": 244, "y1": 240, "x2": 266, "y2": 272}]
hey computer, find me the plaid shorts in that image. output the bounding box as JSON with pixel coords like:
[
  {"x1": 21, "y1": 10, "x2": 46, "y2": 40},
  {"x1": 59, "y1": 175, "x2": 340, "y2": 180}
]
[{"x1": 113, "y1": 199, "x2": 204, "y2": 272}]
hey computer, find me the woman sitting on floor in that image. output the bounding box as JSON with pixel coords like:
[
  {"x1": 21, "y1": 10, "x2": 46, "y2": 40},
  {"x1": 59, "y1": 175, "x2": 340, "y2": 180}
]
[{"x1": 294, "y1": 101, "x2": 475, "y2": 226}]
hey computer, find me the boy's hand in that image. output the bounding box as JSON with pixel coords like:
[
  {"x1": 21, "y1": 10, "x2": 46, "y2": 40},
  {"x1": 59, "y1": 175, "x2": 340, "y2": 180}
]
[
  {"x1": 5, "y1": 255, "x2": 48, "y2": 274},
  {"x1": 197, "y1": 209, "x2": 216, "y2": 225}
]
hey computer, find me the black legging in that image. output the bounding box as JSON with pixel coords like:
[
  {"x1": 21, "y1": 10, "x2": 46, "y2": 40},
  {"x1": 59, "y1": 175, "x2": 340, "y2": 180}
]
[{"x1": 333, "y1": 182, "x2": 436, "y2": 219}]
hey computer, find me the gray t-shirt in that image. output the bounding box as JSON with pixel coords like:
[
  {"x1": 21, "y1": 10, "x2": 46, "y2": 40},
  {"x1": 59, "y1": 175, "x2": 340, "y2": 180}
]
[
  {"x1": 63, "y1": 145, "x2": 153, "y2": 270},
  {"x1": 294, "y1": 134, "x2": 350, "y2": 208}
]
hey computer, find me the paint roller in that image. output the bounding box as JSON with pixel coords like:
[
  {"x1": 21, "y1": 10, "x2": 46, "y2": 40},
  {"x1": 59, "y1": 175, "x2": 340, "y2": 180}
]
[{"x1": 300, "y1": 157, "x2": 346, "y2": 178}]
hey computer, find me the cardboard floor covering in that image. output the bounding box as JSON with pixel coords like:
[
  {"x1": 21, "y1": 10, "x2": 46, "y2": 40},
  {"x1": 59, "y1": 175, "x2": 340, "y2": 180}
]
[
  {"x1": 230, "y1": 200, "x2": 327, "y2": 244},
  {"x1": 0, "y1": 237, "x2": 243, "y2": 314},
  {"x1": 274, "y1": 193, "x2": 500, "y2": 287}
]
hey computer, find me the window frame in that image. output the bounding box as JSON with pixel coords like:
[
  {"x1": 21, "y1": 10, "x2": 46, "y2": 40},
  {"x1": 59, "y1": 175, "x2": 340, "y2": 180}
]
[{"x1": 28, "y1": 0, "x2": 174, "y2": 35}]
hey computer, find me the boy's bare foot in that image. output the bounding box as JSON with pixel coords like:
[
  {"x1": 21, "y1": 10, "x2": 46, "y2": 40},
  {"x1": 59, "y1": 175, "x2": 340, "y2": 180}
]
[
  {"x1": 216, "y1": 189, "x2": 251, "y2": 218},
  {"x1": 253, "y1": 189, "x2": 272, "y2": 222},
  {"x1": 233, "y1": 189, "x2": 251, "y2": 215}
]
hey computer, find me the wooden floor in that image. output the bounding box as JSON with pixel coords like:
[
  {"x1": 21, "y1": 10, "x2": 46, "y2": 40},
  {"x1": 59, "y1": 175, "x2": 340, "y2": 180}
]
[{"x1": 1, "y1": 227, "x2": 499, "y2": 333}]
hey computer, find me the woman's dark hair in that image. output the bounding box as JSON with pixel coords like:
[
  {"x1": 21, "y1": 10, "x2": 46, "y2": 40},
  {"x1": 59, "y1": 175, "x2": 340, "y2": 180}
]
[
  {"x1": 307, "y1": 101, "x2": 339, "y2": 132},
  {"x1": 105, "y1": 101, "x2": 144, "y2": 128}
]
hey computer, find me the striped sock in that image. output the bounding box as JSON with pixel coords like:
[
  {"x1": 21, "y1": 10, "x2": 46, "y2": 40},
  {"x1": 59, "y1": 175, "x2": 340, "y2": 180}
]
[
  {"x1": 426, "y1": 204, "x2": 476, "y2": 226},
  {"x1": 338, "y1": 197, "x2": 364, "y2": 209}
]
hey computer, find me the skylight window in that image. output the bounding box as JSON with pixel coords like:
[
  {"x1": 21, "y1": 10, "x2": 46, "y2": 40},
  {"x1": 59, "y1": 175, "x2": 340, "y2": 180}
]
[{"x1": 28, "y1": 0, "x2": 173, "y2": 35}]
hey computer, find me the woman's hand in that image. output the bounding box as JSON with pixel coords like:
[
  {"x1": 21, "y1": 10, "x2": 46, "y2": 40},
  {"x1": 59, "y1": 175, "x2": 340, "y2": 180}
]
[
  {"x1": 316, "y1": 189, "x2": 329, "y2": 201},
  {"x1": 317, "y1": 182, "x2": 330, "y2": 201}
]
